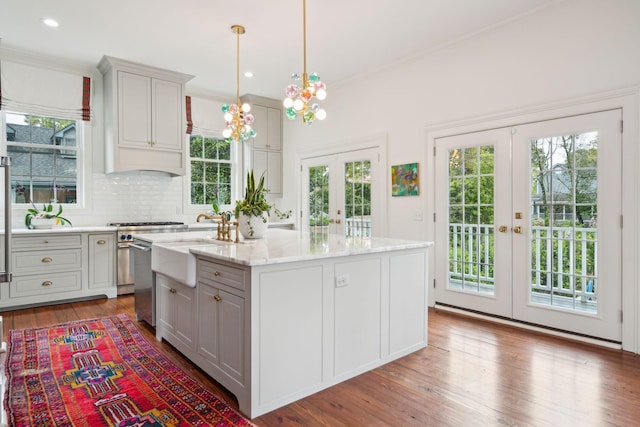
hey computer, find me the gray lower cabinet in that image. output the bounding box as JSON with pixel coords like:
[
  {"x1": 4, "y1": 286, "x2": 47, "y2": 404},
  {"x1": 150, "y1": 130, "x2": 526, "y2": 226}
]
[
  {"x1": 88, "y1": 233, "x2": 115, "y2": 289},
  {"x1": 154, "y1": 258, "x2": 248, "y2": 414},
  {"x1": 0, "y1": 231, "x2": 117, "y2": 310},
  {"x1": 196, "y1": 281, "x2": 245, "y2": 385},
  {"x1": 155, "y1": 274, "x2": 196, "y2": 355}
]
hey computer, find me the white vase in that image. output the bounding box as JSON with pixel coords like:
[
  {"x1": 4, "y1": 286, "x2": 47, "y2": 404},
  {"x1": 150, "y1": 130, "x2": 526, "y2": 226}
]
[
  {"x1": 237, "y1": 211, "x2": 269, "y2": 239},
  {"x1": 30, "y1": 217, "x2": 58, "y2": 229}
]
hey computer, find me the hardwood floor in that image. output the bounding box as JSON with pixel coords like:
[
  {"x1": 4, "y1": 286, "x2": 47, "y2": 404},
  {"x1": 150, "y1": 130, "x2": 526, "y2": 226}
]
[{"x1": 2, "y1": 295, "x2": 639, "y2": 426}]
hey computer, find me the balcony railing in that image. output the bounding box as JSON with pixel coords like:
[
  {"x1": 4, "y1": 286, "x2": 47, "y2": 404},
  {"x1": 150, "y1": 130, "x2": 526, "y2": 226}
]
[
  {"x1": 345, "y1": 217, "x2": 372, "y2": 237},
  {"x1": 449, "y1": 223, "x2": 597, "y2": 312}
]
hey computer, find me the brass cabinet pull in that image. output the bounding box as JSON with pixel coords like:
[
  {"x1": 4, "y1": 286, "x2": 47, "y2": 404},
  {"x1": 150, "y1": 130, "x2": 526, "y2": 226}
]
[
  {"x1": 97, "y1": 240, "x2": 106, "y2": 245},
  {"x1": 42, "y1": 257, "x2": 53, "y2": 263},
  {"x1": 213, "y1": 271, "x2": 220, "y2": 276},
  {"x1": 498, "y1": 225, "x2": 507, "y2": 233},
  {"x1": 513, "y1": 226, "x2": 522, "y2": 234},
  {"x1": 42, "y1": 281, "x2": 53, "y2": 286},
  {"x1": 214, "y1": 294, "x2": 222, "y2": 302},
  {"x1": 43, "y1": 240, "x2": 49, "y2": 244}
]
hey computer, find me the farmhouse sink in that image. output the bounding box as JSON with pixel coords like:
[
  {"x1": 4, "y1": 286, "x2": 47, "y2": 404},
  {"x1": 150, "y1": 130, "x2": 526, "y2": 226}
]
[{"x1": 151, "y1": 240, "x2": 223, "y2": 287}]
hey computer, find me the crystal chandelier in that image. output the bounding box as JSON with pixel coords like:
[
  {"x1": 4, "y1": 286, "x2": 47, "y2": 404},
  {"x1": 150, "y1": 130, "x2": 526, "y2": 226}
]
[
  {"x1": 283, "y1": 0, "x2": 327, "y2": 125},
  {"x1": 222, "y1": 25, "x2": 256, "y2": 142}
]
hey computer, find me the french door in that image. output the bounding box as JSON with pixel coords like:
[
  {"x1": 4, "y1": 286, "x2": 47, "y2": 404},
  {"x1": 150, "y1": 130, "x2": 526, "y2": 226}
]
[
  {"x1": 301, "y1": 148, "x2": 382, "y2": 238},
  {"x1": 435, "y1": 110, "x2": 622, "y2": 341}
]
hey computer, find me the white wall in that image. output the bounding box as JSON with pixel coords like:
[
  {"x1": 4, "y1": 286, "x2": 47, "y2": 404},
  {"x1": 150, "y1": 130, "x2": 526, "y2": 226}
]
[
  {"x1": 283, "y1": 0, "x2": 640, "y2": 240},
  {"x1": 282, "y1": 0, "x2": 640, "y2": 352}
]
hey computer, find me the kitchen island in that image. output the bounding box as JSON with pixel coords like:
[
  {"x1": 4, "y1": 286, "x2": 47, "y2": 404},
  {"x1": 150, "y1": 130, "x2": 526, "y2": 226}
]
[{"x1": 134, "y1": 229, "x2": 432, "y2": 418}]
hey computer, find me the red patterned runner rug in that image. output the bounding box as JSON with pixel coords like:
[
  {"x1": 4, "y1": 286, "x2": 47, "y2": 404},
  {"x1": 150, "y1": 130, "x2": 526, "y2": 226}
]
[{"x1": 4, "y1": 314, "x2": 255, "y2": 426}]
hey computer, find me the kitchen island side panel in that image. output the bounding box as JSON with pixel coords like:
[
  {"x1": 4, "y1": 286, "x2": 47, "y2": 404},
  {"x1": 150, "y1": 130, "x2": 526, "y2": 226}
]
[{"x1": 248, "y1": 247, "x2": 429, "y2": 417}]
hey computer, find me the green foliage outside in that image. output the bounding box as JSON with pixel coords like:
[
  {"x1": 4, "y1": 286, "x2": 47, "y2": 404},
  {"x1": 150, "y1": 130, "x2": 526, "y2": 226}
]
[
  {"x1": 190, "y1": 135, "x2": 232, "y2": 206},
  {"x1": 307, "y1": 161, "x2": 371, "y2": 227},
  {"x1": 448, "y1": 133, "x2": 598, "y2": 293}
]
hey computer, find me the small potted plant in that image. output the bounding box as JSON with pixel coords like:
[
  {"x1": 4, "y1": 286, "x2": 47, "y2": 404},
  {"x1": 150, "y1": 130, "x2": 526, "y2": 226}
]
[
  {"x1": 234, "y1": 170, "x2": 271, "y2": 238},
  {"x1": 25, "y1": 203, "x2": 72, "y2": 229}
]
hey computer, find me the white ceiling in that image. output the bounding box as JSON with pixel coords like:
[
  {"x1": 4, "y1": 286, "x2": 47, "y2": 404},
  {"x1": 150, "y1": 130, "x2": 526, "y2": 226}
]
[{"x1": 0, "y1": 0, "x2": 556, "y2": 100}]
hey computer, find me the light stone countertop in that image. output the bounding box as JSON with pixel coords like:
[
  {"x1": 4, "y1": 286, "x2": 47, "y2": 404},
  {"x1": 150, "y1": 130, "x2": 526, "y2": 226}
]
[
  {"x1": 134, "y1": 228, "x2": 433, "y2": 267},
  {"x1": 12, "y1": 225, "x2": 117, "y2": 234}
]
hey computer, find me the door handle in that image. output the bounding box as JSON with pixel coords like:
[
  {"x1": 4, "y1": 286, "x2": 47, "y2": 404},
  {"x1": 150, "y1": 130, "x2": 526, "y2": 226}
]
[
  {"x1": 328, "y1": 219, "x2": 335, "y2": 224},
  {"x1": 513, "y1": 226, "x2": 522, "y2": 234},
  {"x1": 335, "y1": 219, "x2": 341, "y2": 224},
  {"x1": 498, "y1": 225, "x2": 507, "y2": 233}
]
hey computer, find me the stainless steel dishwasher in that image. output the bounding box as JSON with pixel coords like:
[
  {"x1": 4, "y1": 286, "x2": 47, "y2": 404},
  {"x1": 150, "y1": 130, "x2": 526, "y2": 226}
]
[{"x1": 130, "y1": 240, "x2": 155, "y2": 326}]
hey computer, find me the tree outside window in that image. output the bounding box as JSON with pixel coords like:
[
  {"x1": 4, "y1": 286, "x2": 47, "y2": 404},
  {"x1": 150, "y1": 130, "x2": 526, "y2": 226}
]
[{"x1": 190, "y1": 135, "x2": 232, "y2": 207}]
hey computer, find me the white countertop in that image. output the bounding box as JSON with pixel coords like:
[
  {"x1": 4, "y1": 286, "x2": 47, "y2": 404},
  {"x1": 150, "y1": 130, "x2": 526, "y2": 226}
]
[
  {"x1": 12, "y1": 225, "x2": 117, "y2": 234},
  {"x1": 7, "y1": 222, "x2": 219, "y2": 235},
  {"x1": 135, "y1": 229, "x2": 433, "y2": 266}
]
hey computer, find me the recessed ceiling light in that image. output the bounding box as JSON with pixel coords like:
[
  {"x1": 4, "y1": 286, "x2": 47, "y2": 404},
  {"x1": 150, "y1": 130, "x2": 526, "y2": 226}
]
[
  {"x1": 42, "y1": 18, "x2": 59, "y2": 28},
  {"x1": 244, "y1": 71, "x2": 254, "y2": 78}
]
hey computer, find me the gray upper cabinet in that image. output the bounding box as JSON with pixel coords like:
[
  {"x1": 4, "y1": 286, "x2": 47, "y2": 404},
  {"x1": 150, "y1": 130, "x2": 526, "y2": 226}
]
[
  {"x1": 98, "y1": 56, "x2": 193, "y2": 176},
  {"x1": 241, "y1": 95, "x2": 283, "y2": 195}
]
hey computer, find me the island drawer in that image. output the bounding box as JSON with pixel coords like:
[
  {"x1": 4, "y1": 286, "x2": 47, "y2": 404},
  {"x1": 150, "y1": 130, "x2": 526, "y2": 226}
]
[
  {"x1": 10, "y1": 271, "x2": 82, "y2": 298},
  {"x1": 198, "y1": 260, "x2": 245, "y2": 291},
  {"x1": 12, "y1": 249, "x2": 82, "y2": 275},
  {"x1": 13, "y1": 234, "x2": 82, "y2": 250}
]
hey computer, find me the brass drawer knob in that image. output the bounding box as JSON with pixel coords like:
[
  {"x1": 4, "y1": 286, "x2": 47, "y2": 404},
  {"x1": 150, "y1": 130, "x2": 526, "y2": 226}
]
[
  {"x1": 42, "y1": 257, "x2": 53, "y2": 263},
  {"x1": 214, "y1": 294, "x2": 222, "y2": 302},
  {"x1": 97, "y1": 240, "x2": 106, "y2": 245},
  {"x1": 213, "y1": 271, "x2": 220, "y2": 276},
  {"x1": 42, "y1": 281, "x2": 53, "y2": 286}
]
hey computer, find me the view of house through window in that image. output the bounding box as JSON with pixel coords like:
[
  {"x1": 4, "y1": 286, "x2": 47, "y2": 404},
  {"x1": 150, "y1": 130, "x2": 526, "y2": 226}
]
[
  {"x1": 189, "y1": 135, "x2": 232, "y2": 207},
  {"x1": 4, "y1": 112, "x2": 78, "y2": 205}
]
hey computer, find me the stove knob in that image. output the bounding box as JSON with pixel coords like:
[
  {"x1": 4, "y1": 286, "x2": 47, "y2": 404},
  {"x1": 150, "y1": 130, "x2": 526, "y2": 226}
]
[
  {"x1": 127, "y1": 234, "x2": 132, "y2": 240},
  {"x1": 120, "y1": 235, "x2": 126, "y2": 240}
]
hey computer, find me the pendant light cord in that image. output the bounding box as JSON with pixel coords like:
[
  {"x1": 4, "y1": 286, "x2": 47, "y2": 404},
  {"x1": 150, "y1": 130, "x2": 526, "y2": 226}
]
[
  {"x1": 236, "y1": 27, "x2": 241, "y2": 105},
  {"x1": 302, "y1": 0, "x2": 308, "y2": 86}
]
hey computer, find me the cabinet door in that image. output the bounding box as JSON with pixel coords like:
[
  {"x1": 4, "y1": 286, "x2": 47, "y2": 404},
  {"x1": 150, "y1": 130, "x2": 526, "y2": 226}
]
[
  {"x1": 156, "y1": 275, "x2": 174, "y2": 333},
  {"x1": 152, "y1": 78, "x2": 183, "y2": 150},
  {"x1": 266, "y1": 107, "x2": 282, "y2": 150},
  {"x1": 251, "y1": 105, "x2": 281, "y2": 150},
  {"x1": 173, "y1": 284, "x2": 196, "y2": 349},
  {"x1": 197, "y1": 282, "x2": 220, "y2": 366},
  {"x1": 252, "y1": 150, "x2": 282, "y2": 195},
  {"x1": 118, "y1": 71, "x2": 152, "y2": 147},
  {"x1": 251, "y1": 105, "x2": 269, "y2": 149},
  {"x1": 218, "y1": 289, "x2": 245, "y2": 384},
  {"x1": 88, "y1": 234, "x2": 115, "y2": 289}
]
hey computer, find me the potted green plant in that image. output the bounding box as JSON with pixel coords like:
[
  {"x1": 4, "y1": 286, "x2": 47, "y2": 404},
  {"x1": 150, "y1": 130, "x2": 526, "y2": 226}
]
[
  {"x1": 234, "y1": 170, "x2": 271, "y2": 238},
  {"x1": 25, "y1": 203, "x2": 72, "y2": 229}
]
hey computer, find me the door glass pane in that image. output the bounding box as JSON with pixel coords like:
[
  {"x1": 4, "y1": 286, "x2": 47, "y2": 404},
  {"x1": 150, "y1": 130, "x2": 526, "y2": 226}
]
[
  {"x1": 448, "y1": 145, "x2": 495, "y2": 295},
  {"x1": 344, "y1": 160, "x2": 371, "y2": 237},
  {"x1": 308, "y1": 165, "x2": 329, "y2": 233},
  {"x1": 530, "y1": 132, "x2": 597, "y2": 313}
]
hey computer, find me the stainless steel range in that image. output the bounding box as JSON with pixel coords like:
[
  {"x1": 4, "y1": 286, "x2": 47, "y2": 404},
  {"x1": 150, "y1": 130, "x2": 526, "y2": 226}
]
[{"x1": 108, "y1": 221, "x2": 188, "y2": 295}]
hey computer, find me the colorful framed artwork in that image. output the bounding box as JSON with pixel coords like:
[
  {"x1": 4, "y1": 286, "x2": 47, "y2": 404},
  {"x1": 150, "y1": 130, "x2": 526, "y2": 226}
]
[{"x1": 391, "y1": 163, "x2": 419, "y2": 196}]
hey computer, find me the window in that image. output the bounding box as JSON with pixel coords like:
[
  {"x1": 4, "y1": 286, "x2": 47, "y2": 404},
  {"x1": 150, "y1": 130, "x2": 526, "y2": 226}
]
[
  {"x1": 4, "y1": 112, "x2": 79, "y2": 205},
  {"x1": 189, "y1": 135, "x2": 232, "y2": 207}
]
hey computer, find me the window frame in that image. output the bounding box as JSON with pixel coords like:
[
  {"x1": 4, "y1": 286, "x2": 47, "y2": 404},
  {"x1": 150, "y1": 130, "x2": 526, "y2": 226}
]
[
  {"x1": 183, "y1": 131, "x2": 242, "y2": 216},
  {"x1": 1, "y1": 110, "x2": 85, "y2": 210}
]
